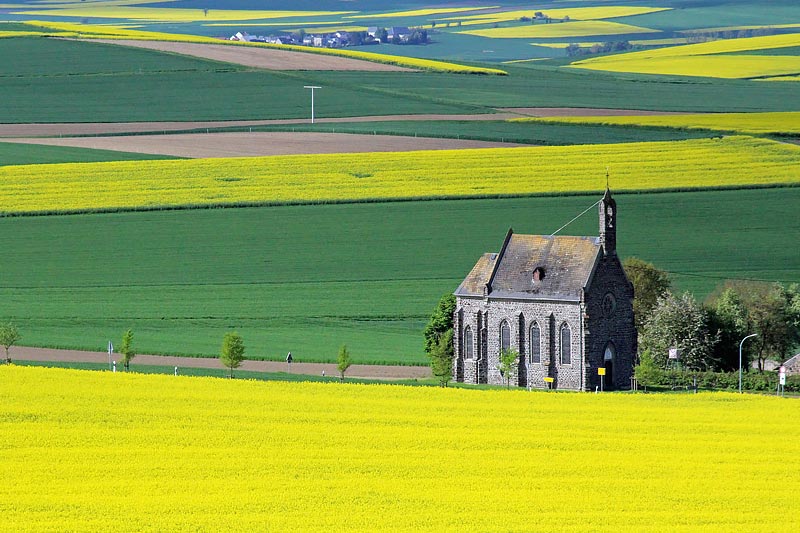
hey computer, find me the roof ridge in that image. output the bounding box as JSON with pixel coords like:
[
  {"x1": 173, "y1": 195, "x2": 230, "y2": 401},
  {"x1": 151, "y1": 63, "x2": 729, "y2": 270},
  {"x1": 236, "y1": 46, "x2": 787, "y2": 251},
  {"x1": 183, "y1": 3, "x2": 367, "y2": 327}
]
[{"x1": 486, "y1": 227, "x2": 513, "y2": 295}]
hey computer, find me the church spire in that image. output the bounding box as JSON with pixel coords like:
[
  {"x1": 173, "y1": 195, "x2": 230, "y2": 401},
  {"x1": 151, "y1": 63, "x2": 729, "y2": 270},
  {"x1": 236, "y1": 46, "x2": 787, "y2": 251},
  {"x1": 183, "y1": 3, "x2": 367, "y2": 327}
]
[{"x1": 599, "y1": 187, "x2": 616, "y2": 256}]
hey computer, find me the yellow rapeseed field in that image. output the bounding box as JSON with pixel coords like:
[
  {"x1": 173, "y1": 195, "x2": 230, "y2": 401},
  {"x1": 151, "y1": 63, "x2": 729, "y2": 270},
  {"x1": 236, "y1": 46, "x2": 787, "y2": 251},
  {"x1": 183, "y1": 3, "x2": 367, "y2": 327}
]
[
  {"x1": 12, "y1": 6, "x2": 355, "y2": 22},
  {"x1": 571, "y1": 54, "x2": 800, "y2": 79},
  {"x1": 760, "y1": 75, "x2": 800, "y2": 82},
  {"x1": 460, "y1": 20, "x2": 658, "y2": 39},
  {"x1": 570, "y1": 33, "x2": 800, "y2": 78},
  {"x1": 348, "y1": 6, "x2": 496, "y2": 19},
  {"x1": 440, "y1": 6, "x2": 669, "y2": 26},
  {"x1": 514, "y1": 112, "x2": 800, "y2": 135},
  {"x1": 1, "y1": 136, "x2": 798, "y2": 215},
  {"x1": 1, "y1": 366, "x2": 799, "y2": 532}
]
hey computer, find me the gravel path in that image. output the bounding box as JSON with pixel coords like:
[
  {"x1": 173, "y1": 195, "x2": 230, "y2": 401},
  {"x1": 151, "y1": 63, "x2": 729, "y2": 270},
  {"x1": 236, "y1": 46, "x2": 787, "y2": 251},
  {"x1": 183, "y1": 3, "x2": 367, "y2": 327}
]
[{"x1": 9, "y1": 346, "x2": 431, "y2": 380}]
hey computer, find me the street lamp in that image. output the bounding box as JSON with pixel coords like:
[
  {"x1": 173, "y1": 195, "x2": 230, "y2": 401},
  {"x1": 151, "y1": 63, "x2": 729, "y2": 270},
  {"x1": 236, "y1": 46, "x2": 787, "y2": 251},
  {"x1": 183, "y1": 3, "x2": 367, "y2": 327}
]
[
  {"x1": 739, "y1": 333, "x2": 757, "y2": 394},
  {"x1": 303, "y1": 85, "x2": 321, "y2": 124}
]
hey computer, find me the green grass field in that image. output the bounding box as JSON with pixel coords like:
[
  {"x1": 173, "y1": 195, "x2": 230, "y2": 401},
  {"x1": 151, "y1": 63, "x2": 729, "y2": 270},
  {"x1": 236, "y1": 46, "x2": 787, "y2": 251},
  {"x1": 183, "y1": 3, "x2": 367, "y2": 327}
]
[
  {"x1": 0, "y1": 37, "x2": 477, "y2": 123},
  {"x1": 0, "y1": 142, "x2": 180, "y2": 166},
  {"x1": 2, "y1": 37, "x2": 800, "y2": 125},
  {"x1": 320, "y1": 64, "x2": 800, "y2": 112},
  {"x1": 2, "y1": 187, "x2": 797, "y2": 364}
]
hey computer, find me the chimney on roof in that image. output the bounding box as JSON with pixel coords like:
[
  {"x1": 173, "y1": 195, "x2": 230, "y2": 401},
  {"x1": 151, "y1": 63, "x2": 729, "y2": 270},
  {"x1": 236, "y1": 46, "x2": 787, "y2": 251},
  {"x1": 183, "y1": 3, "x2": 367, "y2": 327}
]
[{"x1": 599, "y1": 187, "x2": 616, "y2": 256}]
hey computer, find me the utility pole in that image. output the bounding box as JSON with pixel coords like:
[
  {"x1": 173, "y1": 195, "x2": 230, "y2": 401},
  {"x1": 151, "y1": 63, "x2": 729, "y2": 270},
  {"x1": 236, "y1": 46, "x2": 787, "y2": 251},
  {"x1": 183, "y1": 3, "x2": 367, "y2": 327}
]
[{"x1": 303, "y1": 85, "x2": 322, "y2": 124}]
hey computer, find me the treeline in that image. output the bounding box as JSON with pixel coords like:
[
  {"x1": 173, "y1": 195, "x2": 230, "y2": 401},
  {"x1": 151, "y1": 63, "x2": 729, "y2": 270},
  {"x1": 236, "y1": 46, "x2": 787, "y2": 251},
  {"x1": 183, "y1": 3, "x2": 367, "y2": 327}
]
[
  {"x1": 625, "y1": 258, "x2": 800, "y2": 376},
  {"x1": 566, "y1": 41, "x2": 633, "y2": 57},
  {"x1": 686, "y1": 27, "x2": 778, "y2": 43}
]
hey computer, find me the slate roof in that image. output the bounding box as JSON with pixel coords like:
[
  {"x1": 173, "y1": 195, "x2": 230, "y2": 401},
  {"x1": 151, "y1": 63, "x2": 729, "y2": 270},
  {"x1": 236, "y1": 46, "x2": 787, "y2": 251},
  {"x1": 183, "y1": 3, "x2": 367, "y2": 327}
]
[{"x1": 454, "y1": 230, "x2": 601, "y2": 302}]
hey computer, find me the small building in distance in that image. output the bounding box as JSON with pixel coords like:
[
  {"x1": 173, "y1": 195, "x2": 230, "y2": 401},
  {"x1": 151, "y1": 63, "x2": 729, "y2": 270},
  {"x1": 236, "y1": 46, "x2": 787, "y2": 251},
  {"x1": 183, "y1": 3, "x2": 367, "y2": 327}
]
[
  {"x1": 452, "y1": 189, "x2": 636, "y2": 391},
  {"x1": 783, "y1": 353, "x2": 800, "y2": 375}
]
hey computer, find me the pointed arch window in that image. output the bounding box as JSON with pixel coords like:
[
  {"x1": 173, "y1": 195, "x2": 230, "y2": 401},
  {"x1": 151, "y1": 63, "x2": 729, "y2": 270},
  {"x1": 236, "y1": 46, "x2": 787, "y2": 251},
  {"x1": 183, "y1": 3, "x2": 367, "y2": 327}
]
[
  {"x1": 560, "y1": 323, "x2": 572, "y2": 365},
  {"x1": 464, "y1": 326, "x2": 474, "y2": 360},
  {"x1": 529, "y1": 322, "x2": 541, "y2": 364},
  {"x1": 500, "y1": 321, "x2": 511, "y2": 353},
  {"x1": 604, "y1": 342, "x2": 615, "y2": 363}
]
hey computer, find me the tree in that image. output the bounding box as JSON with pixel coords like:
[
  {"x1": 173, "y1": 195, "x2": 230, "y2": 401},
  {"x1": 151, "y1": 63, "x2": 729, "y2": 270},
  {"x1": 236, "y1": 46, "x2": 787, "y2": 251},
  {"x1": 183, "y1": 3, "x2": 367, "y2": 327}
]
[
  {"x1": 120, "y1": 329, "x2": 135, "y2": 371},
  {"x1": 375, "y1": 28, "x2": 388, "y2": 43},
  {"x1": 423, "y1": 293, "x2": 455, "y2": 355},
  {"x1": 220, "y1": 331, "x2": 245, "y2": 378},
  {"x1": 337, "y1": 344, "x2": 351, "y2": 382},
  {"x1": 623, "y1": 257, "x2": 671, "y2": 334},
  {"x1": 641, "y1": 292, "x2": 718, "y2": 371},
  {"x1": 708, "y1": 287, "x2": 749, "y2": 371},
  {"x1": 0, "y1": 321, "x2": 21, "y2": 364},
  {"x1": 633, "y1": 349, "x2": 659, "y2": 391},
  {"x1": 499, "y1": 348, "x2": 519, "y2": 388},
  {"x1": 744, "y1": 283, "x2": 800, "y2": 372},
  {"x1": 428, "y1": 329, "x2": 453, "y2": 387}
]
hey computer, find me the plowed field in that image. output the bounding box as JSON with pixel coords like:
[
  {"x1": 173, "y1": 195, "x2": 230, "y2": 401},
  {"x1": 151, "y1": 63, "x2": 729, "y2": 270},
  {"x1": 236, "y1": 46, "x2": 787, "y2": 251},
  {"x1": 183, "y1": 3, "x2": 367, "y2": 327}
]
[
  {"x1": 3, "y1": 132, "x2": 524, "y2": 157},
  {"x1": 85, "y1": 39, "x2": 414, "y2": 71}
]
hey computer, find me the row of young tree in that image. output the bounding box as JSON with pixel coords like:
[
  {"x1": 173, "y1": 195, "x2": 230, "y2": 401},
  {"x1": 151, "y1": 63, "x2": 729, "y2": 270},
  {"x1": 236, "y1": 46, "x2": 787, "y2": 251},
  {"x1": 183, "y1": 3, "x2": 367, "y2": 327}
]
[
  {"x1": 1, "y1": 325, "x2": 355, "y2": 382},
  {"x1": 422, "y1": 258, "x2": 800, "y2": 388}
]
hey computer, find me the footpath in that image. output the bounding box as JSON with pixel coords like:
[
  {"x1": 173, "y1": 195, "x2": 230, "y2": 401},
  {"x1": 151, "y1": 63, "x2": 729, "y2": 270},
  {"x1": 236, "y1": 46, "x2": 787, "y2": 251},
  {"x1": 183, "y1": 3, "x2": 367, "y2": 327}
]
[{"x1": 11, "y1": 346, "x2": 431, "y2": 380}]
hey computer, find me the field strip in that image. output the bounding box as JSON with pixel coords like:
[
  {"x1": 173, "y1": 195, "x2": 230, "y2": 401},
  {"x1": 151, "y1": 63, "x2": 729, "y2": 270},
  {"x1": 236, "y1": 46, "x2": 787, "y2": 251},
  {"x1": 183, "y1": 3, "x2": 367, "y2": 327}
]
[
  {"x1": 511, "y1": 111, "x2": 800, "y2": 135},
  {"x1": 10, "y1": 346, "x2": 431, "y2": 379},
  {"x1": 0, "y1": 109, "x2": 689, "y2": 138},
  {"x1": 500, "y1": 107, "x2": 689, "y2": 117},
  {"x1": 82, "y1": 38, "x2": 415, "y2": 71},
  {"x1": 2, "y1": 132, "x2": 527, "y2": 158},
  {"x1": 1, "y1": 136, "x2": 797, "y2": 215}
]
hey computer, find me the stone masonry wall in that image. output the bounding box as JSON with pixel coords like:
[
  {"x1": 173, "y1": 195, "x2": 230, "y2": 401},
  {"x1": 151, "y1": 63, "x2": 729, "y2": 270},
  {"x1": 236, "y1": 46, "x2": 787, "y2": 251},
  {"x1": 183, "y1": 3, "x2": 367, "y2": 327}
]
[
  {"x1": 583, "y1": 254, "x2": 637, "y2": 391},
  {"x1": 454, "y1": 296, "x2": 586, "y2": 390}
]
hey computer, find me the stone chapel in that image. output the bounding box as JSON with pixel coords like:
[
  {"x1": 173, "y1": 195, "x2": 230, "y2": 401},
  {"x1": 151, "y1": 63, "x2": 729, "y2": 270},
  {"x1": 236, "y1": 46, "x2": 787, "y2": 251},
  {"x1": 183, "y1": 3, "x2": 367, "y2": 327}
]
[{"x1": 452, "y1": 189, "x2": 636, "y2": 391}]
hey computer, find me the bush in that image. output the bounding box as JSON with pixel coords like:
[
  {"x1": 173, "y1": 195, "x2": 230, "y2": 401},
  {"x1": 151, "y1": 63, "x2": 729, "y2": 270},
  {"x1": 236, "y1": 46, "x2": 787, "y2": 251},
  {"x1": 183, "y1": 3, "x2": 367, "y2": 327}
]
[{"x1": 633, "y1": 364, "x2": 799, "y2": 392}]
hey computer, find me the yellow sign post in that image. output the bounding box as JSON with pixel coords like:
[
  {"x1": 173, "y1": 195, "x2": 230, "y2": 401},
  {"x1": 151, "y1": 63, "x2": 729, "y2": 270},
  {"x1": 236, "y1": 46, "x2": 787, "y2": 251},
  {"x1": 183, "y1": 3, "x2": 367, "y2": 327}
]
[
  {"x1": 598, "y1": 368, "x2": 606, "y2": 376},
  {"x1": 543, "y1": 376, "x2": 554, "y2": 390},
  {"x1": 598, "y1": 367, "x2": 606, "y2": 392}
]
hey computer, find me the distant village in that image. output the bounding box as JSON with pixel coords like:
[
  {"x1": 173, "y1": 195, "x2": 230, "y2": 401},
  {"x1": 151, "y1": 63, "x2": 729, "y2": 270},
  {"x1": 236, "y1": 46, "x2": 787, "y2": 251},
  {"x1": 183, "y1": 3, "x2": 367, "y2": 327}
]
[{"x1": 228, "y1": 26, "x2": 429, "y2": 48}]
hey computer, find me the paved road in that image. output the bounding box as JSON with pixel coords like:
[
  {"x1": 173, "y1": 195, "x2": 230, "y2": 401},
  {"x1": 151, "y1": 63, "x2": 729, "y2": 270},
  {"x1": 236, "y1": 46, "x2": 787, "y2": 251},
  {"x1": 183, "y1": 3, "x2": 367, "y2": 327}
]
[{"x1": 10, "y1": 346, "x2": 432, "y2": 380}]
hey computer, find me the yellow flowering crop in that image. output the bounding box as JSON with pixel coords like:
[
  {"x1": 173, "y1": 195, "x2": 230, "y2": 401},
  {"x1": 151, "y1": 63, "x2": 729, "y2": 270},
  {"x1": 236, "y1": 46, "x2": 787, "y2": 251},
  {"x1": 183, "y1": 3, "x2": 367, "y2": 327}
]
[
  {"x1": 460, "y1": 20, "x2": 658, "y2": 38},
  {"x1": 571, "y1": 54, "x2": 800, "y2": 79},
  {"x1": 570, "y1": 32, "x2": 800, "y2": 79},
  {"x1": 1, "y1": 136, "x2": 797, "y2": 215},
  {"x1": 513, "y1": 112, "x2": 800, "y2": 135},
  {"x1": 12, "y1": 7, "x2": 355, "y2": 22},
  {"x1": 1, "y1": 366, "x2": 799, "y2": 532},
  {"x1": 760, "y1": 75, "x2": 800, "y2": 82},
  {"x1": 440, "y1": 6, "x2": 669, "y2": 26},
  {"x1": 348, "y1": 6, "x2": 496, "y2": 19}
]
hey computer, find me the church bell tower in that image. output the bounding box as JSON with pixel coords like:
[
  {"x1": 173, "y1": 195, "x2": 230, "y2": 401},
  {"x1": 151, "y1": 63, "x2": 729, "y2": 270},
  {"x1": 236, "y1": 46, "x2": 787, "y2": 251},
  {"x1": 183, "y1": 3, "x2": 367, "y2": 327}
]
[{"x1": 599, "y1": 188, "x2": 616, "y2": 256}]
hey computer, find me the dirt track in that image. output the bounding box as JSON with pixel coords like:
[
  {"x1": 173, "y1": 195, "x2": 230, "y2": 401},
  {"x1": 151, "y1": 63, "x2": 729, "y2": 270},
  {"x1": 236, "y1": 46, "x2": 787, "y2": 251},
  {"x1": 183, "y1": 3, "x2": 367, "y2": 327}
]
[
  {"x1": 87, "y1": 39, "x2": 414, "y2": 72},
  {"x1": 10, "y1": 346, "x2": 431, "y2": 380},
  {"x1": 0, "y1": 109, "x2": 685, "y2": 138},
  {"x1": 3, "y1": 131, "x2": 525, "y2": 157}
]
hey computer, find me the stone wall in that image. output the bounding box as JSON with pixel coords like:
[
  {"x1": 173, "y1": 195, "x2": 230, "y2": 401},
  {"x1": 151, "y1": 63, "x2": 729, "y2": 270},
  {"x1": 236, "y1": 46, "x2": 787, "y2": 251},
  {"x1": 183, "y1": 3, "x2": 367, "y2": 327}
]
[
  {"x1": 583, "y1": 254, "x2": 637, "y2": 391},
  {"x1": 454, "y1": 296, "x2": 585, "y2": 390}
]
